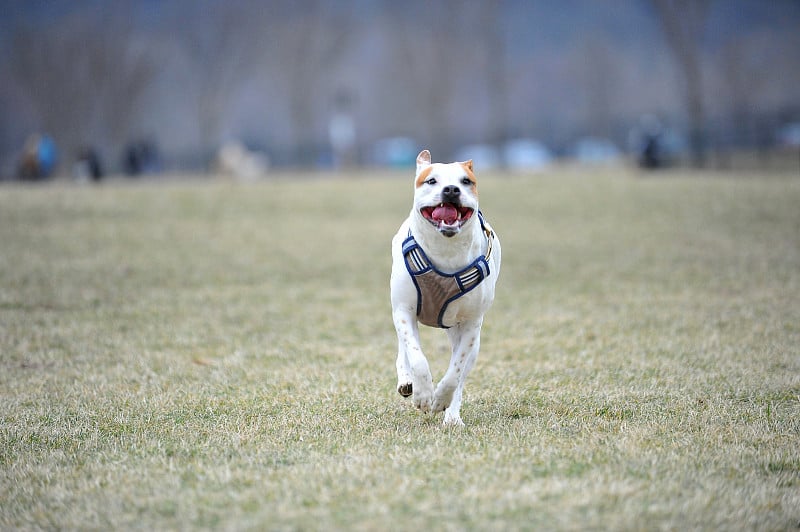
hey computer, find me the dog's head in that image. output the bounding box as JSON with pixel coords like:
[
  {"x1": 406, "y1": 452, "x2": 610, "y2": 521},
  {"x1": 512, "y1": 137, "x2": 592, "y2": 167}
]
[{"x1": 413, "y1": 149, "x2": 478, "y2": 238}]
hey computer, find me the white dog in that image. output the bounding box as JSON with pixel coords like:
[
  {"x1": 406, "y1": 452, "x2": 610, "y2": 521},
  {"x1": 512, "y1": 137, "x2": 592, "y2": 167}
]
[{"x1": 390, "y1": 149, "x2": 501, "y2": 426}]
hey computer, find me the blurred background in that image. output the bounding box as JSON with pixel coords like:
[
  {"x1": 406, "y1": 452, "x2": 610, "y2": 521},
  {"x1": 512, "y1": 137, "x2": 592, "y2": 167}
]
[{"x1": 1, "y1": 0, "x2": 799, "y2": 180}]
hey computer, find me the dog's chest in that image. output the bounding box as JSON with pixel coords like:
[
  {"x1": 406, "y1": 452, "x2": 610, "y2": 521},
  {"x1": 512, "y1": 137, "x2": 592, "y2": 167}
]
[{"x1": 402, "y1": 225, "x2": 494, "y2": 329}]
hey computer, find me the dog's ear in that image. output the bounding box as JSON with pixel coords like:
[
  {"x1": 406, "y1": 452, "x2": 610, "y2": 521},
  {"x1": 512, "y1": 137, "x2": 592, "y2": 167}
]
[
  {"x1": 461, "y1": 159, "x2": 474, "y2": 173},
  {"x1": 416, "y1": 150, "x2": 431, "y2": 173}
]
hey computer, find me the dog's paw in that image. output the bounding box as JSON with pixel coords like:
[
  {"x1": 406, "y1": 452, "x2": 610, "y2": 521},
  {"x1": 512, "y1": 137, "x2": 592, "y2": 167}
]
[
  {"x1": 431, "y1": 382, "x2": 456, "y2": 414},
  {"x1": 413, "y1": 394, "x2": 432, "y2": 412},
  {"x1": 412, "y1": 383, "x2": 433, "y2": 412},
  {"x1": 443, "y1": 410, "x2": 465, "y2": 427},
  {"x1": 397, "y1": 382, "x2": 412, "y2": 398},
  {"x1": 410, "y1": 363, "x2": 433, "y2": 412}
]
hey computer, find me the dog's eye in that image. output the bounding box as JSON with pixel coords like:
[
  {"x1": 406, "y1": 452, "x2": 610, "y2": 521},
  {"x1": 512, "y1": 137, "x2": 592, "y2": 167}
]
[
  {"x1": 425, "y1": 177, "x2": 437, "y2": 185},
  {"x1": 461, "y1": 177, "x2": 473, "y2": 186}
]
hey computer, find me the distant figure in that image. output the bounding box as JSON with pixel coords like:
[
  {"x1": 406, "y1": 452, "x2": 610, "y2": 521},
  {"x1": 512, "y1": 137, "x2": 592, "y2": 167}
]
[
  {"x1": 74, "y1": 147, "x2": 103, "y2": 182},
  {"x1": 18, "y1": 134, "x2": 58, "y2": 180},
  {"x1": 636, "y1": 115, "x2": 664, "y2": 170},
  {"x1": 329, "y1": 89, "x2": 357, "y2": 169},
  {"x1": 123, "y1": 139, "x2": 160, "y2": 176},
  {"x1": 640, "y1": 134, "x2": 661, "y2": 169}
]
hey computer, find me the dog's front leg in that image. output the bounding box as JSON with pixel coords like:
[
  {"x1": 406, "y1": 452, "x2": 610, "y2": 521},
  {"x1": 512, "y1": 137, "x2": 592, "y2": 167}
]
[
  {"x1": 393, "y1": 308, "x2": 434, "y2": 412},
  {"x1": 432, "y1": 319, "x2": 483, "y2": 426}
]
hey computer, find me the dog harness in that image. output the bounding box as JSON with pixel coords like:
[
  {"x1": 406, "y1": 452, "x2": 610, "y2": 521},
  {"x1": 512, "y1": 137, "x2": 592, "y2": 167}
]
[{"x1": 402, "y1": 212, "x2": 495, "y2": 329}]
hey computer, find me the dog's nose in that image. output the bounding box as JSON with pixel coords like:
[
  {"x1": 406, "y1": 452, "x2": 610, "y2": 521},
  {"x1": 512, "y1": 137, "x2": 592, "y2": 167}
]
[{"x1": 442, "y1": 185, "x2": 461, "y2": 202}]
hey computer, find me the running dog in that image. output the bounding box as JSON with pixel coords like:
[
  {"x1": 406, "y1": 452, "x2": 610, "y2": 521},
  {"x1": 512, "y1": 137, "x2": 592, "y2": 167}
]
[{"x1": 390, "y1": 150, "x2": 501, "y2": 426}]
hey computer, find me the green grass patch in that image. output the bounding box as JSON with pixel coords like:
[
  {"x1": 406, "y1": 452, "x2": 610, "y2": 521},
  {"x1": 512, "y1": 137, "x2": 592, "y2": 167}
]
[{"x1": 1, "y1": 167, "x2": 799, "y2": 529}]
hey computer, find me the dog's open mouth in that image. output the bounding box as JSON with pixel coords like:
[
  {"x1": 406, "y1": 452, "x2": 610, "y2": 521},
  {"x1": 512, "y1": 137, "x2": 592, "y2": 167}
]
[{"x1": 420, "y1": 203, "x2": 474, "y2": 236}]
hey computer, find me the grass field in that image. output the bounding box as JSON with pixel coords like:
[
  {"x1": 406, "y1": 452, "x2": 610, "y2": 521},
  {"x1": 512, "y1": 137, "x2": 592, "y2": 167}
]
[{"x1": 1, "y1": 167, "x2": 799, "y2": 530}]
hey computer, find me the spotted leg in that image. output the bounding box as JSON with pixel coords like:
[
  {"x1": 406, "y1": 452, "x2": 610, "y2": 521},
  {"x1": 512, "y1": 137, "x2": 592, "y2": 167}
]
[
  {"x1": 432, "y1": 319, "x2": 482, "y2": 426},
  {"x1": 393, "y1": 309, "x2": 433, "y2": 412}
]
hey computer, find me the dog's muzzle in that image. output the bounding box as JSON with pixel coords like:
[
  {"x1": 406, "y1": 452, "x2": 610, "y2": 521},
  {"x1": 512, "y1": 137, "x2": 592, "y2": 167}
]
[{"x1": 420, "y1": 201, "x2": 475, "y2": 237}]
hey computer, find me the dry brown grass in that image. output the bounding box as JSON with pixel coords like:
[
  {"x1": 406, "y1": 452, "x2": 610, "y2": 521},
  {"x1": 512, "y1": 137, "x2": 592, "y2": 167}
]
[{"x1": 1, "y1": 167, "x2": 798, "y2": 529}]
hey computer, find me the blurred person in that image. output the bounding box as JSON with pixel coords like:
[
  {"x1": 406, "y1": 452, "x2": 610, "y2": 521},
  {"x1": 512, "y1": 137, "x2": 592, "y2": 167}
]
[
  {"x1": 73, "y1": 146, "x2": 103, "y2": 182},
  {"x1": 123, "y1": 139, "x2": 161, "y2": 176},
  {"x1": 17, "y1": 134, "x2": 58, "y2": 180},
  {"x1": 329, "y1": 89, "x2": 357, "y2": 169},
  {"x1": 636, "y1": 115, "x2": 664, "y2": 170}
]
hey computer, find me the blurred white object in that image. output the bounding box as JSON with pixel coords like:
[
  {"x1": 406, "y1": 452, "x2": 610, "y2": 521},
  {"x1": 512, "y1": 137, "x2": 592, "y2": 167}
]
[
  {"x1": 571, "y1": 137, "x2": 621, "y2": 164},
  {"x1": 215, "y1": 141, "x2": 269, "y2": 181}
]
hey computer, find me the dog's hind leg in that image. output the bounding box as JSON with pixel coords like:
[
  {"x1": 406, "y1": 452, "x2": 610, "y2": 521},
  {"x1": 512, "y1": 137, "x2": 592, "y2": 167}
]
[
  {"x1": 442, "y1": 348, "x2": 478, "y2": 427},
  {"x1": 433, "y1": 319, "x2": 482, "y2": 426},
  {"x1": 430, "y1": 327, "x2": 463, "y2": 414}
]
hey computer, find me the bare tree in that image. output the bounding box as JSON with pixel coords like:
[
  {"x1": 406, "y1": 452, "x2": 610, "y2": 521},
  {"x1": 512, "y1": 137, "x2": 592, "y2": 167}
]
[
  {"x1": 273, "y1": 1, "x2": 354, "y2": 165},
  {"x1": 481, "y1": 0, "x2": 508, "y2": 156},
  {"x1": 170, "y1": 0, "x2": 271, "y2": 167},
  {"x1": 9, "y1": 10, "x2": 157, "y2": 170},
  {"x1": 574, "y1": 34, "x2": 620, "y2": 139},
  {"x1": 388, "y1": 0, "x2": 485, "y2": 159},
  {"x1": 651, "y1": 0, "x2": 712, "y2": 167}
]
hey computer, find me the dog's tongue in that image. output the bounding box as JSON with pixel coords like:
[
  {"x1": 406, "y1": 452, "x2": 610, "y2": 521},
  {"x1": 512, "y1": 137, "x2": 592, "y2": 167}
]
[{"x1": 432, "y1": 204, "x2": 459, "y2": 225}]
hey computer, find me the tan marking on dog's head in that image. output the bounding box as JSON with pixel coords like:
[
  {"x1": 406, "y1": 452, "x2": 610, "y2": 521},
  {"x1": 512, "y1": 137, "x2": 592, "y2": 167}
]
[
  {"x1": 415, "y1": 166, "x2": 433, "y2": 188},
  {"x1": 460, "y1": 160, "x2": 478, "y2": 197}
]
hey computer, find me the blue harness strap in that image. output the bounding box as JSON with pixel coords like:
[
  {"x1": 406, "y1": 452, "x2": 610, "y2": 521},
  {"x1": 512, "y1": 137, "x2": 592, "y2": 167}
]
[{"x1": 402, "y1": 213, "x2": 493, "y2": 329}]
